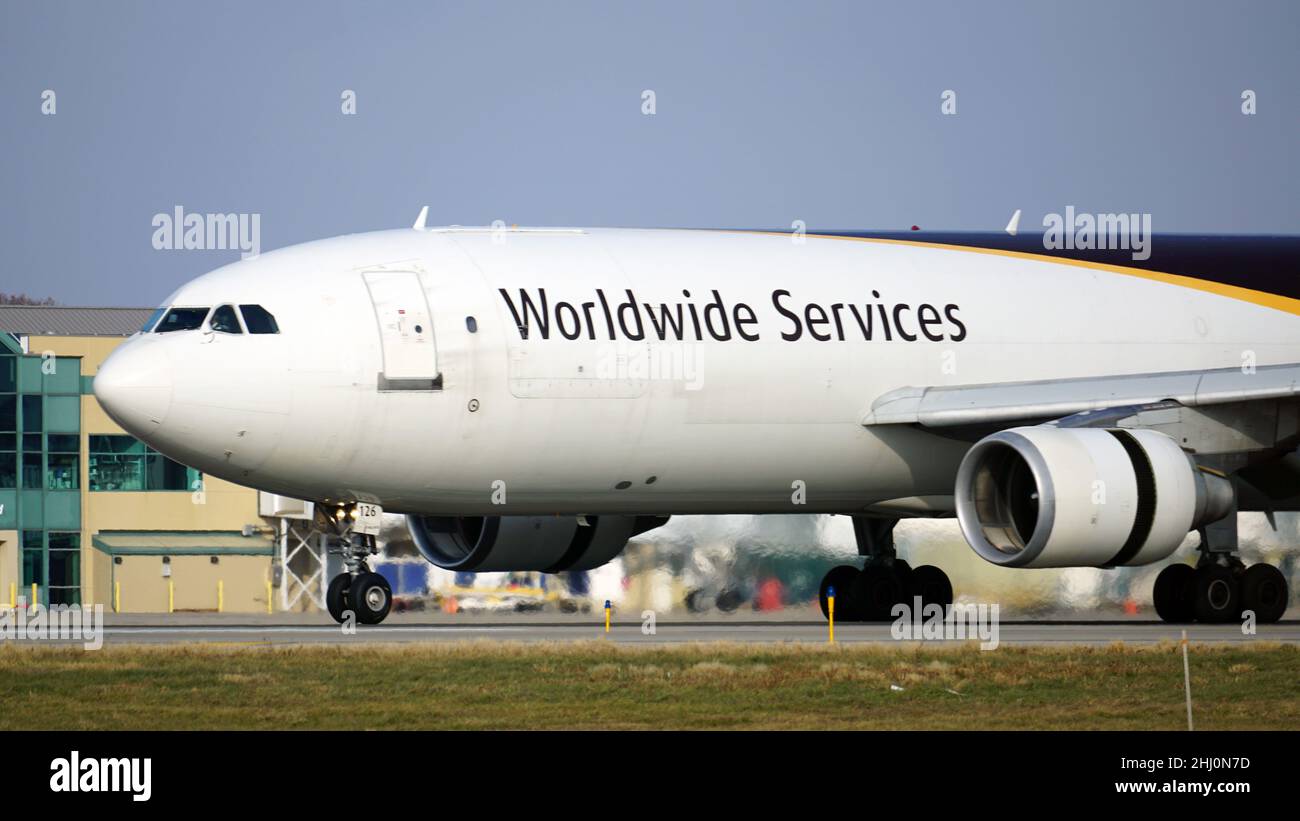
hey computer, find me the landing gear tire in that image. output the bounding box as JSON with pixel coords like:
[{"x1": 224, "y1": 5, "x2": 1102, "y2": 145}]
[
  {"x1": 819, "y1": 565, "x2": 862, "y2": 622},
  {"x1": 326, "y1": 573, "x2": 352, "y2": 624},
  {"x1": 1153, "y1": 563, "x2": 1196, "y2": 623},
  {"x1": 1241, "y1": 563, "x2": 1288, "y2": 624},
  {"x1": 908, "y1": 565, "x2": 953, "y2": 611},
  {"x1": 348, "y1": 571, "x2": 392, "y2": 625},
  {"x1": 852, "y1": 565, "x2": 906, "y2": 621},
  {"x1": 1193, "y1": 564, "x2": 1240, "y2": 624},
  {"x1": 892, "y1": 560, "x2": 914, "y2": 597}
]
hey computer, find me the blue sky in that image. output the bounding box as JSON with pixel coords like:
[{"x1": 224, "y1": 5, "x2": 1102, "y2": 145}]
[{"x1": 2, "y1": 0, "x2": 1297, "y2": 306}]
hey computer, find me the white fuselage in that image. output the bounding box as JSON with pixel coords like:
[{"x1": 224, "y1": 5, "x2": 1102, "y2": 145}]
[{"x1": 94, "y1": 228, "x2": 1300, "y2": 516}]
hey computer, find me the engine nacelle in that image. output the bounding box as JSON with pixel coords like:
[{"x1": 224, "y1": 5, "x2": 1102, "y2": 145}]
[
  {"x1": 407, "y1": 514, "x2": 666, "y2": 573},
  {"x1": 955, "y1": 426, "x2": 1233, "y2": 569}
]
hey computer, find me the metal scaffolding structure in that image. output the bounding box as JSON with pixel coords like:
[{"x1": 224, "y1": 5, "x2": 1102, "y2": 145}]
[{"x1": 260, "y1": 493, "x2": 334, "y2": 612}]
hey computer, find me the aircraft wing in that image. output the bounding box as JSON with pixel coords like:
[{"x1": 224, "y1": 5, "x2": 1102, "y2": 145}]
[{"x1": 862, "y1": 363, "x2": 1300, "y2": 428}]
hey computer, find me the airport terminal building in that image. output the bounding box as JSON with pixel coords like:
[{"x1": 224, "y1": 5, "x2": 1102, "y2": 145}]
[{"x1": 0, "y1": 305, "x2": 284, "y2": 612}]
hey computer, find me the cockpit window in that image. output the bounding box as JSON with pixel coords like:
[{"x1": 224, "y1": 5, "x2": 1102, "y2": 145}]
[
  {"x1": 155, "y1": 307, "x2": 210, "y2": 333},
  {"x1": 239, "y1": 304, "x2": 280, "y2": 334},
  {"x1": 140, "y1": 307, "x2": 166, "y2": 333},
  {"x1": 209, "y1": 304, "x2": 243, "y2": 334}
]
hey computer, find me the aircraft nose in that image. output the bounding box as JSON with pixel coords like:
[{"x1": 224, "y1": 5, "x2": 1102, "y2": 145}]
[{"x1": 94, "y1": 339, "x2": 174, "y2": 436}]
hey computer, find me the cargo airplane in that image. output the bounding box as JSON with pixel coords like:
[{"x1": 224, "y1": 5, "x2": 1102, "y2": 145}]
[{"x1": 94, "y1": 216, "x2": 1300, "y2": 626}]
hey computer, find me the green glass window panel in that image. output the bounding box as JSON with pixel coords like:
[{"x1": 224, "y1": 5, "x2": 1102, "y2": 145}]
[
  {"x1": 87, "y1": 435, "x2": 200, "y2": 491},
  {"x1": 44, "y1": 359, "x2": 80, "y2": 394},
  {"x1": 49, "y1": 548, "x2": 80, "y2": 587},
  {"x1": 22, "y1": 530, "x2": 42, "y2": 549},
  {"x1": 0, "y1": 452, "x2": 14, "y2": 488},
  {"x1": 17, "y1": 358, "x2": 43, "y2": 392},
  {"x1": 47, "y1": 434, "x2": 78, "y2": 452},
  {"x1": 146, "y1": 453, "x2": 197, "y2": 490},
  {"x1": 49, "y1": 587, "x2": 80, "y2": 606},
  {"x1": 21, "y1": 453, "x2": 42, "y2": 488},
  {"x1": 21, "y1": 395, "x2": 41, "y2": 431},
  {"x1": 88, "y1": 452, "x2": 145, "y2": 491},
  {"x1": 0, "y1": 433, "x2": 13, "y2": 450},
  {"x1": 49, "y1": 586, "x2": 81, "y2": 606},
  {"x1": 44, "y1": 395, "x2": 79, "y2": 433},
  {"x1": 48, "y1": 531, "x2": 79, "y2": 551},
  {"x1": 89, "y1": 434, "x2": 144, "y2": 455},
  {"x1": 46, "y1": 454, "x2": 78, "y2": 490},
  {"x1": 23, "y1": 433, "x2": 40, "y2": 450},
  {"x1": 0, "y1": 356, "x2": 14, "y2": 392},
  {"x1": 21, "y1": 548, "x2": 44, "y2": 586},
  {"x1": 49, "y1": 529, "x2": 81, "y2": 606},
  {"x1": 0, "y1": 395, "x2": 16, "y2": 431}
]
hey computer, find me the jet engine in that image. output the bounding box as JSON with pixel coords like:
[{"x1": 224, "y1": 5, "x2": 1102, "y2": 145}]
[
  {"x1": 407, "y1": 514, "x2": 667, "y2": 573},
  {"x1": 954, "y1": 426, "x2": 1233, "y2": 568}
]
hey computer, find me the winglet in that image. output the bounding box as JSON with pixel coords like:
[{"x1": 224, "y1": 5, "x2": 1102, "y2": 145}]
[
  {"x1": 1005, "y1": 208, "x2": 1022, "y2": 236},
  {"x1": 412, "y1": 206, "x2": 429, "y2": 231}
]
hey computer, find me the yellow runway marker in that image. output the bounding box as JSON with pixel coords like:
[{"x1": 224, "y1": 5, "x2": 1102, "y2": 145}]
[
  {"x1": 604, "y1": 599, "x2": 611, "y2": 633},
  {"x1": 827, "y1": 586, "x2": 836, "y2": 644},
  {"x1": 114, "y1": 582, "x2": 120, "y2": 613},
  {"x1": 1181, "y1": 629, "x2": 1194, "y2": 731}
]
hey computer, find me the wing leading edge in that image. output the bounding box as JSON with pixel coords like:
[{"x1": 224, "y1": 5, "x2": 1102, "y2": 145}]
[{"x1": 863, "y1": 363, "x2": 1300, "y2": 429}]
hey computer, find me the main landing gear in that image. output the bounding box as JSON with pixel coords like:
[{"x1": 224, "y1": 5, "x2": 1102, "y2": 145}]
[
  {"x1": 1151, "y1": 508, "x2": 1289, "y2": 624},
  {"x1": 325, "y1": 526, "x2": 393, "y2": 626},
  {"x1": 818, "y1": 517, "x2": 953, "y2": 622}
]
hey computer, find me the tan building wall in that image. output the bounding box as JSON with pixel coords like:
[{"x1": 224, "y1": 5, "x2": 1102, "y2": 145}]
[
  {"x1": 109, "y1": 554, "x2": 272, "y2": 613},
  {"x1": 91, "y1": 545, "x2": 112, "y2": 610},
  {"x1": 30, "y1": 335, "x2": 120, "y2": 376},
  {"x1": 0, "y1": 529, "x2": 17, "y2": 606}
]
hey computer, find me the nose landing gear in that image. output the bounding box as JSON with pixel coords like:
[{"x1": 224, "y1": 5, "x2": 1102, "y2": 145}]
[
  {"x1": 321, "y1": 505, "x2": 393, "y2": 626},
  {"x1": 325, "y1": 567, "x2": 394, "y2": 625},
  {"x1": 817, "y1": 517, "x2": 954, "y2": 623},
  {"x1": 348, "y1": 571, "x2": 393, "y2": 624}
]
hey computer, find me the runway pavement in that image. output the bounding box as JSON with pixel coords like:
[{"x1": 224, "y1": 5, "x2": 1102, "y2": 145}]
[{"x1": 24, "y1": 609, "x2": 1300, "y2": 646}]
